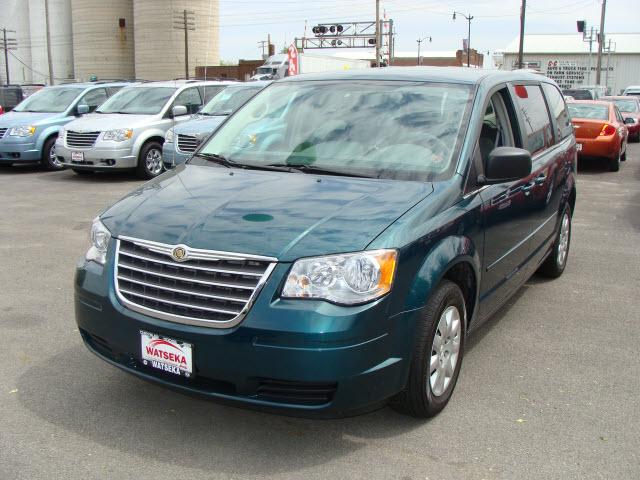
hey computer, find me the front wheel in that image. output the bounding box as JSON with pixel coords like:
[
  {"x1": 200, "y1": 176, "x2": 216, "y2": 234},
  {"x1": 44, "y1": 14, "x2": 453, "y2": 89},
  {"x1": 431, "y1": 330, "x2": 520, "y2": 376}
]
[
  {"x1": 136, "y1": 141, "x2": 164, "y2": 179},
  {"x1": 538, "y1": 205, "x2": 572, "y2": 278},
  {"x1": 392, "y1": 280, "x2": 466, "y2": 418},
  {"x1": 41, "y1": 135, "x2": 63, "y2": 171}
]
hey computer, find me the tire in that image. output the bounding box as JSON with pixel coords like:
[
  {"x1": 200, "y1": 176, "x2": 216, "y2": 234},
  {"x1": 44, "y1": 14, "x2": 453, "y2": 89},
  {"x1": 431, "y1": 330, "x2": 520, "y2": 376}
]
[
  {"x1": 41, "y1": 135, "x2": 63, "y2": 171},
  {"x1": 610, "y1": 150, "x2": 620, "y2": 171},
  {"x1": 0, "y1": 163, "x2": 12, "y2": 167},
  {"x1": 538, "y1": 205, "x2": 572, "y2": 278},
  {"x1": 72, "y1": 168, "x2": 93, "y2": 175},
  {"x1": 392, "y1": 280, "x2": 466, "y2": 418},
  {"x1": 621, "y1": 146, "x2": 626, "y2": 162},
  {"x1": 136, "y1": 141, "x2": 164, "y2": 180}
]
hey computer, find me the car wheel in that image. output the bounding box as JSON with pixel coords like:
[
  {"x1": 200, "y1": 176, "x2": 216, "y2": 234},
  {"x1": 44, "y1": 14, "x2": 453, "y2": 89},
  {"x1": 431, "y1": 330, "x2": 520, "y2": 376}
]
[
  {"x1": 41, "y1": 135, "x2": 63, "y2": 171},
  {"x1": 610, "y1": 150, "x2": 620, "y2": 172},
  {"x1": 72, "y1": 169, "x2": 93, "y2": 175},
  {"x1": 538, "y1": 205, "x2": 572, "y2": 278},
  {"x1": 621, "y1": 146, "x2": 627, "y2": 162},
  {"x1": 392, "y1": 280, "x2": 466, "y2": 418},
  {"x1": 136, "y1": 141, "x2": 164, "y2": 179}
]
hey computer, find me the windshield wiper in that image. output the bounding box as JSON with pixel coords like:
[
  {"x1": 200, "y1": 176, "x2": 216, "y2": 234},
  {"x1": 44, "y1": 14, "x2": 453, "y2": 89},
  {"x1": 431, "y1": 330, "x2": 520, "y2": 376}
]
[
  {"x1": 193, "y1": 152, "x2": 236, "y2": 168},
  {"x1": 266, "y1": 163, "x2": 371, "y2": 178}
]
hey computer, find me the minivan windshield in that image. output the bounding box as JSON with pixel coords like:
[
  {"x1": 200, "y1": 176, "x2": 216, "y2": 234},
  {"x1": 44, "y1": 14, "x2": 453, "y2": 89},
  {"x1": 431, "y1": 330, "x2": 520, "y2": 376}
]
[
  {"x1": 96, "y1": 87, "x2": 176, "y2": 115},
  {"x1": 200, "y1": 86, "x2": 264, "y2": 116},
  {"x1": 197, "y1": 81, "x2": 473, "y2": 181},
  {"x1": 13, "y1": 87, "x2": 81, "y2": 113},
  {"x1": 568, "y1": 103, "x2": 609, "y2": 120}
]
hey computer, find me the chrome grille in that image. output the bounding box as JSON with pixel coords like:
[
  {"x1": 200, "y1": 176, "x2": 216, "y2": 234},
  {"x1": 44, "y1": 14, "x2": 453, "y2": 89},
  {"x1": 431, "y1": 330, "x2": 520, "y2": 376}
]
[
  {"x1": 0, "y1": 128, "x2": 7, "y2": 138},
  {"x1": 177, "y1": 134, "x2": 200, "y2": 153},
  {"x1": 66, "y1": 131, "x2": 100, "y2": 148},
  {"x1": 114, "y1": 237, "x2": 276, "y2": 328}
]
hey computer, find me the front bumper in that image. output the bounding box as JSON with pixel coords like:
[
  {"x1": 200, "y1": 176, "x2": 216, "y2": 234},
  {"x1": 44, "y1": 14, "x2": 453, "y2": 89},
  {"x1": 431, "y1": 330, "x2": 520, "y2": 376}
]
[
  {"x1": 576, "y1": 135, "x2": 620, "y2": 159},
  {"x1": 75, "y1": 254, "x2": 417, "y2": 418},
  {"x1": 56, "y1": 139, "x2": 137, "y2": 170},
  {"x1": 0, "y1": 137, "x2": 41, "y2": 163},
  {"x1": 162, "y1": 142, "x2": 190, "y2": 169}
]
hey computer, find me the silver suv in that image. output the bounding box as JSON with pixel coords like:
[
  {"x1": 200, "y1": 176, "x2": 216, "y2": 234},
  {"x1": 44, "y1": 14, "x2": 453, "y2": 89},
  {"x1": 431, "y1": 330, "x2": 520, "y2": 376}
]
[{"x1": 56, "y1": 80, "x2": 235, "y2": 178}]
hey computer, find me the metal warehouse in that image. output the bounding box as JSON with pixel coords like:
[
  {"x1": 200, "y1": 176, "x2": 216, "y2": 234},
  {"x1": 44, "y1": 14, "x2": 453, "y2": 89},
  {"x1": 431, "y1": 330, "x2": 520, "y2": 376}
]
[{"x1": 500, "y1": 33, "x2": 640, "y2": 95}]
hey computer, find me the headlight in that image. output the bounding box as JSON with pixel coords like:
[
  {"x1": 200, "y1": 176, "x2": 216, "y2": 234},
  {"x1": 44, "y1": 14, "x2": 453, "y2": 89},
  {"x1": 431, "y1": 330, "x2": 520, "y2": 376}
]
[
  {"x1": 85, "y1": 217, "x2": 111, "y2": 265},
  {"x1": 9, "y1": 125, "x2": 36, "y2": 137},
  {"x1": 165, "y1": 128, "x2": 175, "y2": 143},
  {"x1": 103, "y1": 129, "x2": 133, "y2": 142},
  {"x1": 282, "y1": 250, "x2": 397, "y2": 305}
]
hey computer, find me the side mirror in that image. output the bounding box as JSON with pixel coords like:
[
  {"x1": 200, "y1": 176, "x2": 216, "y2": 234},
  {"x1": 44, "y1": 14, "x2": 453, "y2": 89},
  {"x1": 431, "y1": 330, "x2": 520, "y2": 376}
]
[
  {"x1": 624, "y1": 117, "x2": 635, "y2": 125},
  {"x1": 172, "y1": 105, "x2": 188, "y2": 117},
  {"x1": 480, "y1": 147, "x2": 532, "y2": 185},
  {"x1": 76, "y1": 104, "x2": 90, "y2": 115}
]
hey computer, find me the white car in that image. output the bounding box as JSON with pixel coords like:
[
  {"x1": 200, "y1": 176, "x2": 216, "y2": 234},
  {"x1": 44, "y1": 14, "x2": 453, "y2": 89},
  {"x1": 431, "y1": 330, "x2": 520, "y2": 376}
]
[{"x1": 56, "y1": 80, "x2": 236, "y2": 178}]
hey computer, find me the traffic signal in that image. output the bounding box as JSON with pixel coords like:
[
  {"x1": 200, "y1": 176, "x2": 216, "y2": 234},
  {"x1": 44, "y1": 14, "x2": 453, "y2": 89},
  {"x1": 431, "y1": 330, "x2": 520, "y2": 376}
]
[
  {"x1": 312, "y1": 24, "x2": 344, "y2": 37},
  {"x1": 368, "y1": 38, "x2": 376, "y2": 45},
  {"x1": 577, "y1": 20, "x2": 585, "y2": 33}
]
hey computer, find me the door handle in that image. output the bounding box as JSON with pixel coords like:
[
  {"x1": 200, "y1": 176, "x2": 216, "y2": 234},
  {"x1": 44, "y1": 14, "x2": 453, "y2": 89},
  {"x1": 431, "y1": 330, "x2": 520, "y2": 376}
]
[
  {"x1": 534, "y1": 173, "x2": 547, "y2": 185},
  {"x1": 523, "y1": 183, "x2": 534, "y2": 195}
]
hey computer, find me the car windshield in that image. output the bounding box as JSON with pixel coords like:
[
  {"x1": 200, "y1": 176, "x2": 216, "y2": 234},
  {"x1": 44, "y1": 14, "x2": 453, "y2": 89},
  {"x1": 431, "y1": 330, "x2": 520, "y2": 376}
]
[
  {"x1": 96, "y1": 87, "x2": 176, "y2": 115},
  {"x1": 13, "y1": 87, "x2": 81, "y2": 113},
  {"x1": 568, "y1": 103, "x2": 609, "y2": 120},
  {"x1": 611, "y1": 99, "x2": 638, "y2": 112},
  {"x1": 197, "y1": 80, "x2": 473, "y2": 181},
  {"x1": 200, "y1": 86, "x2": 264, "y2": 116}
]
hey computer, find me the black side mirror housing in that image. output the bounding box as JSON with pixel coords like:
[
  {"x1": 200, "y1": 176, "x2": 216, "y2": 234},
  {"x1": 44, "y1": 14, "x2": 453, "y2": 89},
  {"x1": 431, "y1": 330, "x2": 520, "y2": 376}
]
[
  {"x1": 480, "y1": 147, "x2": 532, "y2": 185},
  {"x1": 624, "y1": 117, "x2": 635, "y2": 125}
]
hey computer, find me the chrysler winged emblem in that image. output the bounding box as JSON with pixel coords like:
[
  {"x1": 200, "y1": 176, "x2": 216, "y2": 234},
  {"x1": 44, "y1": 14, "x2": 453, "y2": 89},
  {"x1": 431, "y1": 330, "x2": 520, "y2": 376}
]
[{"x1": 171, "y1": 246, "x2": 188, "y2": 262}]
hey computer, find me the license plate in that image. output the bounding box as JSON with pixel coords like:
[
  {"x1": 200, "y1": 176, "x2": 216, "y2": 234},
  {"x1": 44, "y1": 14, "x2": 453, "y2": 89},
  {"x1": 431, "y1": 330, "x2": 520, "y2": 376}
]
[
  {"x1": 140, "y1": 330, "x2": 193, "y2": 377},
  {"x1": 576, "y1": 143, "x2": 583, "y2": 151},
  {"x1": 71, "y1": 151, "x2": 84, "y2": 161}
]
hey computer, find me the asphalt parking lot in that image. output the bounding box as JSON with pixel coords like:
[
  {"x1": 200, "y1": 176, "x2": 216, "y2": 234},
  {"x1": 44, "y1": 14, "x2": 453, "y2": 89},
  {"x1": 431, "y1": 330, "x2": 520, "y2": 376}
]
[{"x1": 1, "y1": 147, "x2": 639, "y2": 480}]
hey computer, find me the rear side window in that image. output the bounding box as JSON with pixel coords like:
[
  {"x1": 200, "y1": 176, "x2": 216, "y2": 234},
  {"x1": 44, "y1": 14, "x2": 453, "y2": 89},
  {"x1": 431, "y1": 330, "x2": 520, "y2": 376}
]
[
  {"x1": 542, "y1": 83, "x2": 573, "y2": 141},
  {"x1": 614, "y1": 106, "x2": 624, "y2": 123},
  {"x1": 512, "y1": 84, "x2": 553, "y2": 155}
]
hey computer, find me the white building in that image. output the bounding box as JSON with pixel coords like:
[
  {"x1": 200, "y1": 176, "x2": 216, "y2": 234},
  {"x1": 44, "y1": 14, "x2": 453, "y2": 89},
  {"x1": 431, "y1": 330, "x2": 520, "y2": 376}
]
[{"x1": 501, "y1": 33, "x2": 640, "y2": 94}]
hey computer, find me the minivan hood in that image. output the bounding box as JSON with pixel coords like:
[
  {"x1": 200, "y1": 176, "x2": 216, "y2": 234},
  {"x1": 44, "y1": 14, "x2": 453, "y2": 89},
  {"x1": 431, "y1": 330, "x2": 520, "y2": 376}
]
[
  {"x1": 0, "y1": 111, "x2": 63, "y2": 127},
  {"x1": 64, "y1": 113, "x2": 154, "y2": 131},
  {"x1": 101, "y1": 164, "x2": 433, "y2": 261},
  {"x1": 174, "y1": 115, "x2": 226, "y2": 136}
]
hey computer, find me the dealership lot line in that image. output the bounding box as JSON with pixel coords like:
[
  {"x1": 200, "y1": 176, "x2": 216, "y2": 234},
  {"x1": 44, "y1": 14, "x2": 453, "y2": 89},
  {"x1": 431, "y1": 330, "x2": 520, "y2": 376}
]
[{"x1": 1, "y1": 150, "x2": 639, "y2": 480}]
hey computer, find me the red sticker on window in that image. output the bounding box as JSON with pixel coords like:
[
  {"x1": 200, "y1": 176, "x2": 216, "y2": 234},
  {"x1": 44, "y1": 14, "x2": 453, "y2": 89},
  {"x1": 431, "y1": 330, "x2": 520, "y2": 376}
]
[{"x1": 515, "y1": 85, "x2": 528, "y2": 98}]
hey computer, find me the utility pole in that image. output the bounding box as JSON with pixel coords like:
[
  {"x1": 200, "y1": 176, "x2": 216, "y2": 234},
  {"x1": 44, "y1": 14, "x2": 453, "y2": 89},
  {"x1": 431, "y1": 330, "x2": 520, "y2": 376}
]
[
  {"x1": 453, "y1": 12, "x2": 474, "y2": 67},
  {"x1": 595, "y1": 0, "x2": 606, "y2": 85},
  {"x1": 375, "y1": 0, "x2": 380, "y2": 67},
  {"x1": 416, "y1": 36, "x2": 432, "y2": 66},
  {"x1": 173, "y1": 9, "x2": 195, "y2": 79},
  {"x1": 1, "y1": 28, "x2": 17, "y2": 85},
  {"x1": 518, "y1": 0, "x2": 526, "y2": 69},
  {"x1": 388, "y1": 19, "x2": 394, "y2": 65},
  {"x1": 44, "y1": 0, "x2": 54, "y2": 84}
]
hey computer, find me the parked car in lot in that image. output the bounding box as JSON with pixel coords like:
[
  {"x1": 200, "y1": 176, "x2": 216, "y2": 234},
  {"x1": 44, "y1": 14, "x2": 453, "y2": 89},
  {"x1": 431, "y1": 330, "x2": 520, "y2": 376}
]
[
  {"x1": 568, "y1": 100, "x2": 629, "y2": 171},
  {"x1": 75, "y1": 68, "x2": 577, "y2": 418},
  {"x1": 0, "y1": 85, "x2": 24, "y2": 115},
  {"x1": 163, "y1": 81, "x2": 271, "y2": 169},
  {"x1": 0, "y1": 82, "x2": 128, "y2": 169},
  {"x1": 623, "y1": 85, "x2": 640, "y2": 96},
  {"x1": 56, "y1": 80, "x2": 235, "y2": 178},
  {"x1": 601, "y1": 95, "x2": 640, "y2": 141},
  {"x1": 562, "y1": 88, "x2": 593, "y2": 100}
]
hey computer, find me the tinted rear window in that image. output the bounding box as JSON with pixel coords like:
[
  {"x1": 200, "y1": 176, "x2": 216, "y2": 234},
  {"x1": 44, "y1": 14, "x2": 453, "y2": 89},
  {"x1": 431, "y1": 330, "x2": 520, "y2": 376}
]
[
  {"x1": 611, "y1": 99, "x2": 638, "y2": 112},
  {"x1": 567, "y1": 103, "x2": 609, "y2": 120},
  {"x1": 563, "y1": 89, "x2": 593, "y2": 100}
]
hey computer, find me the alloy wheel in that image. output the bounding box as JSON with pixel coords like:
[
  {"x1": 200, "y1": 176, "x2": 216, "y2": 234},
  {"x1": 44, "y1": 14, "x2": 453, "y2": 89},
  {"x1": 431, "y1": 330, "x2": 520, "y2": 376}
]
[
  {"x1": 145, "y1": 148, "x2": 163, "y2": 176},
  {"x1": 429, "y1": 305, "x2": 462, "y2": 397},
  {"x1": 557, "y1": 211, "x2": 570, "y2": 268}
]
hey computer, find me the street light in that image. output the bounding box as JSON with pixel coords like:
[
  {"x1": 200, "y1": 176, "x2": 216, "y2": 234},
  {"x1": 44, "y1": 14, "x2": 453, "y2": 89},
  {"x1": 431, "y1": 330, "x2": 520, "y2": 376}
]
[
  {"x1": 416, "y1": 36, "x2": 432, "y2": 66},
  {"x1": 453, "y1": 11, "x2": 474, "y2": 67}
]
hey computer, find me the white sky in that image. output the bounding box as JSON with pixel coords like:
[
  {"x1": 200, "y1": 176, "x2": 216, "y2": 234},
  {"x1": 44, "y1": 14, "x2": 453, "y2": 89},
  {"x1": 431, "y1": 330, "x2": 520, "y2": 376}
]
[{"x1": 217, "y1": 0, "x2": 634, "y2": 61}]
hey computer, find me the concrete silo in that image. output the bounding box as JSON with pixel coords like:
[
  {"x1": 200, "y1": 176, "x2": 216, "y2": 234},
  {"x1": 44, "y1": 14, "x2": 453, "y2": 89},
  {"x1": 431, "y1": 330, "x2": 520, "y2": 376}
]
[
  {"x1": 133, "y1": 0, "x2": 219, "y2": 81},
  {"x1": 71, "y1": 0, "x2": 135, "y2": 81},
  {"x1": 28, "y1": 0, "x2": 74, "y2": 84},
  {"x1": 0, "y1": 0, "x2": 33, "y2": 84}
]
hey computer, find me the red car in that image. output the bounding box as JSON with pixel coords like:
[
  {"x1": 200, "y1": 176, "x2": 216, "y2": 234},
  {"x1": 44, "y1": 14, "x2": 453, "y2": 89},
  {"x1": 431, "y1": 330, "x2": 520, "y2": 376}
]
[
  {"x1": 567, "y1": 100, "x2": 628, "y2": 172},
  {"x1": 602, "y1": 95, "x2": 640, "y2": 142}
]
